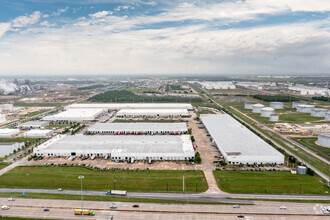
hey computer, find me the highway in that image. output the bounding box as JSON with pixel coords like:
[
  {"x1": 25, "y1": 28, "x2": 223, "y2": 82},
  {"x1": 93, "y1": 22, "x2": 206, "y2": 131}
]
[
  {"x1": 0, "y1": 197, "x2": 329, "y2": 220},
  {"x1": 0, "y1": 188, "x2": 329, "y2": 202}
]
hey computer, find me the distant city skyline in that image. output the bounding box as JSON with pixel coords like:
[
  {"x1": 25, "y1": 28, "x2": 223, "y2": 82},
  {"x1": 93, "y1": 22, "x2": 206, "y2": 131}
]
[{"x1": 0, "y1": 0, "x2": 330, "y2": 75}]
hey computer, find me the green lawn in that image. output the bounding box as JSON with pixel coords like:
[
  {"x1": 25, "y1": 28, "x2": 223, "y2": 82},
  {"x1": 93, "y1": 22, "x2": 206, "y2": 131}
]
[
  {"x1": 279, "y1": 112, "x2": 324, "y2": 123},
  {"x1": 0, "y1": 138, "x2": 38, "y2": 143},
  {"x1": 0, "y1": 192, "x2": 242, "y2": 205},
  {"x1": 19, "y1": 110, "x2": 47, "y2": 118},
  {"x1": 0, "y1": 162, "x2": 11, "y2": 170},
  {"x1": 0, "y1": 166, "x2": 208, "y2": 193},
  {"x1": 292, "y1": 137, "x2": 330, "y2": 161},
  {"x1": 213, "y1": 171, "x2": 328, "y2": 194},
  {"x1": 196, "y1": 110, "x2": 215, "y2": 118}
]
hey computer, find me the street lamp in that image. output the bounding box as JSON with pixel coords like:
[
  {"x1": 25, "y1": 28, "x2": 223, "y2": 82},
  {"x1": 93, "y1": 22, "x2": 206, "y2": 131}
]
[{"x1": 78, "y1": 175, "x2": 84, "y2": 220}]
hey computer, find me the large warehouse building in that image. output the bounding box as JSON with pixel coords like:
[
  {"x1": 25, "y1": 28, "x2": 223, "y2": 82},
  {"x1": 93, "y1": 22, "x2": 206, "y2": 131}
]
[
  {"x1": 34, "y1": 135, "x2": 195, "y2": 161},
  {"x1": 88, "y1": 122, "x2": 188, "y2": 134},
  {"x1": 19, "y1": 121, "x2": 50, "y2": 130},
  {"x1": 0, "y1": 129, "x2": 20, "y2": 138},
  {"x1": 200, "y1": 114, "x2": 284, "y2": 164},
  {"x1": 116, "y1": 109, "x2": 190, "y2": 118},
  {"x1": 66, "y1": 103, "x2": 194, "y2": 110},
  {"x1": 42, "y1": 108, "x2": 105, "y2": 122},
  {"x1": 24, "y1": 129, "x2": 54, "y2": 138}
]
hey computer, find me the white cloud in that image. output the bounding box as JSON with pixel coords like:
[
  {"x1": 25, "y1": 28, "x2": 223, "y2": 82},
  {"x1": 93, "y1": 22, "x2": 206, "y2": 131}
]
[
  {"x1": 89, "y1": 11, "x2": 113, "y2": 18},
  {"x1": 0, "y1": 23, "x2": 11, "y2": 38},
  {"x1": 11, "y1": 11, "x2": 41, "y2": 28},
  {"x1": 52, "y1": 7, "x2": 69, "y2": 16}
]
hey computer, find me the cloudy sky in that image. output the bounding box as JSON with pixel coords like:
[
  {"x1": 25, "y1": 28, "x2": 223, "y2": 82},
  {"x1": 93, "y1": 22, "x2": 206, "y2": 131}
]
[{"x1": 0, "y1": 0, "x2": 330, "y2": 76}]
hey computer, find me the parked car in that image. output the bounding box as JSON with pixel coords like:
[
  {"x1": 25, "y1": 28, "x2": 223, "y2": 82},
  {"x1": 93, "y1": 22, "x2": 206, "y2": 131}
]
[
  {"x1": 2, "y1": 205, "x2": 9, "y2": 210},
  {"x1": 8, "y1": 197, "x2": 15, "y2": 201}
]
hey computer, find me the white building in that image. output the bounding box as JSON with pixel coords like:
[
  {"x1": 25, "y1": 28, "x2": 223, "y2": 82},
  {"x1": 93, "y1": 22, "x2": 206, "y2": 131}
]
[
  {"x1": 66, "y1": 103, "x2": 193, "y2": 111},
  {"x1": 0, "y1": 104, "x2": 13, "y2": 112},
  {"x1": 252, "y1": 104, "x2": 265, "y2": 113},
  {"x1": 34, "y1": 135, "x2": 195, "y2": 161},
  {"x1": 318, "y1": 133, "x2": 330, "y2": 147},
  {"x1": 24, "y1": 129, "x2": 54, "y2": 138},
  {"x1": 260, "y1": 107, "x2": 275, "y2": 117},
  {"x1": 198, "y1": 81, "x2": 236, "y2": 90},
  {"x1": 325, "y1": 112, "x2": 330, "y2": 121},
  {"x1": 0, "y1": 129, "x2": 20, "y2": 138},
  {"x1": 42, "y1": 108, "x2": 105, "y2": 122},
  {"x1": 200, "y1": 114, "x2": 284, "y2": 164},
  {"x1": 116, "y1": 109, "x2": 190, "y2": 118},
  {"x1": 296, "y1": 105, "x2": 315, "y2": 113},
  {"x1": 19, "y1": 121, "x2": 50, "y2": 130},
  {"x1": 88, "y1": 123, "x2": 188, "y2": 134}
]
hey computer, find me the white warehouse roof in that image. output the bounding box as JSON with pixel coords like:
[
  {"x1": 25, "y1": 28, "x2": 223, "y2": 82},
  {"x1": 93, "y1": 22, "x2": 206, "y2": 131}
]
[
  {"x1": 66, "y1": 103, "x2": 193, "y2": 110},
  {"x1": 24, "y1": 129, "x2": 53, "y2": 138},
  {"x1": 88, "y1": 122, "x2": 188, "y2": 133},
  {"x1": 200, "y1": 114, "x2": 284, "y2": 164},
  {"x1": 42, "y1": 108, "x2": 105, "y2": 122},
  {"x1": 34, "y1": 135, "x2": 195, "y2": 160},
  {"x1": 0, "y1": 129, "x2": 20, "y2": 137},
  {"x1": 116, "y1": 109, "x2": 190, "y2": 117}
]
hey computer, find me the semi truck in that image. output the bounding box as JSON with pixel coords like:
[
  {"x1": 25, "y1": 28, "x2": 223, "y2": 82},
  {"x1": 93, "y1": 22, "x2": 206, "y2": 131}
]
[
  {"x1": 106, "y1": 190, "x2": 127, "y2": 196},
  {"x1": 74, "y1": 209, "x2": 95, "y2": 216}
]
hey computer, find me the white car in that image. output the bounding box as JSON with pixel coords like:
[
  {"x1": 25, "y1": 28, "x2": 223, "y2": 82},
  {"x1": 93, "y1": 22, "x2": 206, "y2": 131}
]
[
  {"x1": 280, "y1": 206, "x2": 287, "y2": 209},
  {"x1": 233, "y1": 205, "x2": 240, "y2": 208},
  {"x1": 110, "y1": 203, "x2": 117, "y2": 208},
  {"x1": 57, "y1": 188, "x2": 63, "y2": 191},
  {"x1": 2, "y1": 205, "x2": 9, "y2": 210},
  {"x1": 8, "y1": 197, "x2": 15, "y2": 201}
]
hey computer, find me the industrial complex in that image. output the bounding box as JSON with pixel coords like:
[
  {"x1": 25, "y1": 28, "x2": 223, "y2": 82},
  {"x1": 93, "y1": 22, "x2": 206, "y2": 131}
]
[
  {"x1": 33, "y1": 134, "x2": 195, "y2": 161},
  {"x1": 116, "y1": 109, "x2": 190, "y2": 118},
  {"x1": 200, "y1": 114, "x2": 284, "y2": 164},
  {"x1": 88, "y1": 122, "x2": 188, "y2": 134},
  {"x1": 42, "y1": 108, "x2": 105, "y2": 122},
  {"x1": 66, "y1": 103, "x2": 194, "y2": 110}
]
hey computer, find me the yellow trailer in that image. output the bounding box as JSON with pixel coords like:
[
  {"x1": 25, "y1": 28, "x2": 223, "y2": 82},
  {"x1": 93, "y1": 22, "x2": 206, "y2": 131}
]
[{"x1": 74, "y1": 209, "x2": 95, "y2": 215}]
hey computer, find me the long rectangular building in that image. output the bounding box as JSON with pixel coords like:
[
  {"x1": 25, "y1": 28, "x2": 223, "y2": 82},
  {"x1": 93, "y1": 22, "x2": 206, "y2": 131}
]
[
  {"x1": 66, "y1": 103, "x2": 193, "y2": 110},
  {"x1": 88, "y1": 122, "x2": 188, "y2": 134},
  {"x1": 200, "y1": 114, "x2": 284, "y2": 164},
  {"x1": 34, "y1": 135, "x2": 195, "y2": 161},
  {"x1": 116, "y1": 109, "x2": 190, "y2": 118},
  {"x1": 42, "y1": 108, "x2": 105, "y2": 122}
]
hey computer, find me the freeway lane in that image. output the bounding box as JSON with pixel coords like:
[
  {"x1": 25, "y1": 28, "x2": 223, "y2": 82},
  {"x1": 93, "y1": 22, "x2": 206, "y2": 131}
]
[{"x1": 0, "y1": 188, "x2": 329, "y2": 202}]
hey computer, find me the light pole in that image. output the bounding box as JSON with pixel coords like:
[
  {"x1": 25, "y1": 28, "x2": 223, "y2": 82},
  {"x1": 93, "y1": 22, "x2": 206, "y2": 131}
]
[{"x1": 78, "y1": 175, "x2": 84, "y2": 220}]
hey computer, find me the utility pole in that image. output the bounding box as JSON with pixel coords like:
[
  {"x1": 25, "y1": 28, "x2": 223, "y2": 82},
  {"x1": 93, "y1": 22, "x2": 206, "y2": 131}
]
[
  {"x1": 78, "y1": 175, "x2": 84, "y2": 220},
  {"x1": 183, "y1": 176, "x2": 185, "y2": 192}
]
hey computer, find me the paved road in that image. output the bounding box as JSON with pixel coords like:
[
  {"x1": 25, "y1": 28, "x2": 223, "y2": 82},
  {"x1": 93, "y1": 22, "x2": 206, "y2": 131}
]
[
  {"x1": 0, "y1": 197, "x2": 329, "y2": 220},
  {"x1": 1, "y1": 188, "x2": 329, "y2": 202}
]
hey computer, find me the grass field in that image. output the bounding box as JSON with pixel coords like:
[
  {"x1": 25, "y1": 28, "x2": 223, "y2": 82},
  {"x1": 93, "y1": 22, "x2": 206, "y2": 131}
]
[
  {"x1": 196, "y1": 110, "x2": 215, "y2": 118},
  {"x1": 0, "y1": 162, "x2": 11, "y2": 170},
  {"x1": 213, "y1": 171, "x2": 328, "y2": 194},
  {"x1": 0, "y1": 192, "x2": 242, "y2": 205},
  {"x1": 19, "y1": 110, "x2": 47, "y2": 118},
  {"x1": 0, "y1": 166, "x2": 208, "y2": 193},
  {"x1": 292, "y1": 137, "x2": 330, "y2": 161},
  {"x1": 112, "y1": 119, "x2": 180, "y2": 123},
  {"x1": 0, "y1": 137, "x2": 38, "y2": 143}
]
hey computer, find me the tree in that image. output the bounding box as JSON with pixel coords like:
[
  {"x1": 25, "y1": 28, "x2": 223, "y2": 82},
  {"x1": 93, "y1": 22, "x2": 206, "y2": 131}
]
[{"x1": 194, "y1": 152, "x2": 201, "y2": 164}]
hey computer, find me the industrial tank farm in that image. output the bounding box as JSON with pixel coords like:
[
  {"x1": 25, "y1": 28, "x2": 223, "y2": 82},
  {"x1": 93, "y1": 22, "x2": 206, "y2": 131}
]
[
  {"x1": 252, "y1": 104, "x2": 265, "y2": 113},
  {"x1": 325, "y1": 112, "x2": 330, "y2": 121},
  {"x1": 296, "y1": 105, "x2": 315, "y2": 113},
  {"x1": 318, "y1": 133, "x2": 330, "y2": 147},
  {"x1": 269, "y1": 114, "x2": 279, "y2": 122},
  {"x1": 292, "y1": 101, "x2": 307, "y2": 109},
  {"x1": 270, "y1": 102, "x2": 284, "y2": 109},
  {"x1": 244, "y1": 102, "x2": 257, "y2": 109},
  {"x1": 260, "y1": 107, "x2": 275, "y2": 117},
  {"x1": 311, "y1": 108, "x2": 328, "y2": 117}
]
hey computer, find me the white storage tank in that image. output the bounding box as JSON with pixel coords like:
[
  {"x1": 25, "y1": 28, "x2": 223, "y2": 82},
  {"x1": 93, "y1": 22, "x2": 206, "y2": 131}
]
[
  {"x1": 269, "y1": 114, "x2": 279, "y2": 122},
  {"x1": 270, "y1": 102, "x2": 284, "y2": 109},
  {"x1": 292, "y1": 101, "x2": 306, "y2": 109},
  {"x1": 296, "y1": 105, "x2": 315, "y2": 113},
  {"x1": 260, "y1": 107, "x2": 275, "y2": 117},
  {"x1": 0, "y1": 114, "x2": 6, "y2": 123},
  {"x1": 325, "y1": 112, "x2": 330, "y2": 121},
  {"x1": 311, "y1": 108, "x2": 328, "y2": 117},
  {"x1": 244, "y1": 102, "x2": 257, "y2": 109},
  {"x1": 318, "y1": 133, "x2": 330, "y2": 147},
  {"x1": 252, "y1": 104, "x2": 265, "y2": 113},
  {"x1": 297, "y1": 166, "x2": 307, "y2": 175}
]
